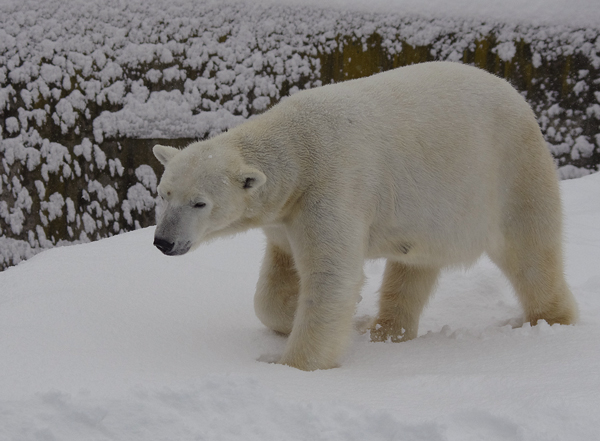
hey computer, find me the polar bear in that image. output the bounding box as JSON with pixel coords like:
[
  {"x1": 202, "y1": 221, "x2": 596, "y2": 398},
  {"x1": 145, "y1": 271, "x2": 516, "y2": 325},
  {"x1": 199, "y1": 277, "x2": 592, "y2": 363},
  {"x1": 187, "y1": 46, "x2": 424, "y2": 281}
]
[{"x1": 153, "y1": 61, "x2": 578, "y2": 371}]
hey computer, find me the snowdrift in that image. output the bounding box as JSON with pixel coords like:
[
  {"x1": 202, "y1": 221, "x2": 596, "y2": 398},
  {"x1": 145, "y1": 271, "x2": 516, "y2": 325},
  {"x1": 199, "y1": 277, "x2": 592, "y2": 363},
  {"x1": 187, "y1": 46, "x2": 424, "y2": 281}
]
[{"x1": 0, "y1": 167, "x2": 599, "y2": 440}]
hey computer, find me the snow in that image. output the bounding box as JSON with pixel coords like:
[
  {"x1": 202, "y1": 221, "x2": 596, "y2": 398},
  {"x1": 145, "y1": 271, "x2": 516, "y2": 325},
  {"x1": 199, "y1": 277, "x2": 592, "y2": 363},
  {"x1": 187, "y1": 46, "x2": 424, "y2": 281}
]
[
  {"x1": 1, "y1": 172, "x2": 599, "y2": 440},
  {"x1": 571, "y1": 136, "x2": 596, "y2": 160},
  {"x1": 258, "y1": 0, "x2": 600, "y2": 27},
  {"x1": 2, "y1": 0, "x2": 598, "y2": 148},
  {"x1": 1, "y1": 1, "x2": 600, "y2": 431}
]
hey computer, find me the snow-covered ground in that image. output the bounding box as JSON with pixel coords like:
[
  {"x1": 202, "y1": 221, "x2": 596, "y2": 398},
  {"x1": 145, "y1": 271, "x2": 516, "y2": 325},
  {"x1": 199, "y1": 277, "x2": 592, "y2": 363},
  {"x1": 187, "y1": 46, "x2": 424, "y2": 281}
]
[{"x1": 0, "y1": 172, "x2": 598, "y2": 440}]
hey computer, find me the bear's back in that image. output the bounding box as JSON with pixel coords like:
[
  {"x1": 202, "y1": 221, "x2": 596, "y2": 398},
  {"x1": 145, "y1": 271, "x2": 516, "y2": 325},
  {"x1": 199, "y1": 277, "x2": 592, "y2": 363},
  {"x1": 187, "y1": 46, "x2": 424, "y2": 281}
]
[{"x1": 257, "y1": 62, "x2": 556, "y2": 266}]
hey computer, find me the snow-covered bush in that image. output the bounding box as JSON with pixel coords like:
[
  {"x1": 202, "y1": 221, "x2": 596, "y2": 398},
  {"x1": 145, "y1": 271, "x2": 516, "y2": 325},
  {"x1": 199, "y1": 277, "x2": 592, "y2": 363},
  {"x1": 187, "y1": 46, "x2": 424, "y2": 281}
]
[{"x1": 1, "y1": 0, "x2": 599, "y2": 270}]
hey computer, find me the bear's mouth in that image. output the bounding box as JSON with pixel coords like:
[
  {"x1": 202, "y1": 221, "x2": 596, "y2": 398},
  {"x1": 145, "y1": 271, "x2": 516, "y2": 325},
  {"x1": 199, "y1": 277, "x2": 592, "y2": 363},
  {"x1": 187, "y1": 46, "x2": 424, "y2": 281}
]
[{"x1": 153, "y1": 238, "x2": 192, "y2": 256}]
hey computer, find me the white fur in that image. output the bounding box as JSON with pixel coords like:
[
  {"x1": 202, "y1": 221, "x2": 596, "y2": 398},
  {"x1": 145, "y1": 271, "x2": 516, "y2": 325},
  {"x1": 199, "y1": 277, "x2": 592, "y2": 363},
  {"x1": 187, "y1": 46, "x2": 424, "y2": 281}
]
[{"x1": 154, "y1": 61, "x2": 578, "y2": 371}]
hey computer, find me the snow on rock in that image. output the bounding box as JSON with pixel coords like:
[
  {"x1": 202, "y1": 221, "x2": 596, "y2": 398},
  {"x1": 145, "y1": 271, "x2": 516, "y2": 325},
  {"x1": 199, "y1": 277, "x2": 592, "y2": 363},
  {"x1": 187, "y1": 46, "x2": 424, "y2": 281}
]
[
  {"x1": 135, "y1": 164, "x2": 157, "y2": 193},
  {"x1": 122, "y1": 183, "x2": 159, "y2": 226},
  {"x1": 558, "y1": 164, "x2": 595, "y2": 180},
  {"x1": 40, "y1": 192, "x2": 65, "y2": 222},
  {"x1": 2, "y1": 0, "x2": 596, "y2": 147},
  {"x1": 92, "y1": 91, "x2": 249, "y2": 143},
  {"x1": 571, "y1": 135, "x2": 596, "y2": 160},
  {"x1": 5, "y1": 116, "x2": 19, "y2": 134}
]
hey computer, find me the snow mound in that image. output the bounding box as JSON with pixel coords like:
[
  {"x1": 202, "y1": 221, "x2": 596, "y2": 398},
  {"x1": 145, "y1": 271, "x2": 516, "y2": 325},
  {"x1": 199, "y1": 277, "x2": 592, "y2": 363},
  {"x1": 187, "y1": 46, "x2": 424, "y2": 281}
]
[
  {"x1": 1, "y1": 166, "x2": 600, "y2": 440},
  {"x1": 2, "y1": 377, "x2": 446, "y2": 441}
]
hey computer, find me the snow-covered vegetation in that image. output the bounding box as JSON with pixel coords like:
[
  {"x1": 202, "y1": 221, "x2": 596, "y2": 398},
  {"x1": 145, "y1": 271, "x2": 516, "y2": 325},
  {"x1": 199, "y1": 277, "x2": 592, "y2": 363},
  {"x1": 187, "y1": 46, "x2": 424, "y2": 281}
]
[{"x1": 1, "y1": 0, "x2": 600, "y2": 270}]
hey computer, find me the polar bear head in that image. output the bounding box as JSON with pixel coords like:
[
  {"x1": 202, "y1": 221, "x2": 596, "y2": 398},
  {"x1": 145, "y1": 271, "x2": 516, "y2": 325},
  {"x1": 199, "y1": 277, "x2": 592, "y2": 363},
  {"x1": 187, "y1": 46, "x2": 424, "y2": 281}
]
[{"x1": 152, "y1": 141, "x2": 266, "y2": 256}]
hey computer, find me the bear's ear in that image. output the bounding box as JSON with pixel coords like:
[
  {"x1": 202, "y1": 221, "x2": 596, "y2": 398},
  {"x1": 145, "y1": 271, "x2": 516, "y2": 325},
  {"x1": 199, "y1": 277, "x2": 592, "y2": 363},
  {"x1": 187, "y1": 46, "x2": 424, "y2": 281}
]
[
  {"x1": 153, "y1": 144, "x2": 180, "y2": 166},
  {"x1": 239, "y1": 166, "x2": 267, "y2": 191}
]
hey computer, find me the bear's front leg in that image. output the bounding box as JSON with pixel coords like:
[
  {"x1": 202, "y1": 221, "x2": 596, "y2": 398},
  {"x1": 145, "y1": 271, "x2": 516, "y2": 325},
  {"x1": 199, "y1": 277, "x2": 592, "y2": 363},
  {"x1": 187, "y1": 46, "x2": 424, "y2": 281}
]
[
  {"x1": 254, "y1": 241, "x2": 300, "y2": 335},
  {"x1": 278, "y1": 218, "x2": 365, "y2": 370},
  {"x1": 278, "y1": 269, "x2": 364, "y2": 370}
]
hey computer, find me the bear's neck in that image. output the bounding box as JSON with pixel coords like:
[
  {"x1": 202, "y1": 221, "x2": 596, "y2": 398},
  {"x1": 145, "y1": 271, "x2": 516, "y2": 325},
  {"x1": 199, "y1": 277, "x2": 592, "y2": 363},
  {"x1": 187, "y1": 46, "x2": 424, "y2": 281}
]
[{"x1": 233, "y1": 118, "x2": 306, "y2": 225}]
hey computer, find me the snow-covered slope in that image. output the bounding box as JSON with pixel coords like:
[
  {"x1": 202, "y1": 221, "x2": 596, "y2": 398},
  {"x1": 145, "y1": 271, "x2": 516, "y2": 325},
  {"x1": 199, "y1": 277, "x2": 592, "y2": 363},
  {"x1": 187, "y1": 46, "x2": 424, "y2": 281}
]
[{"x1": 0, "y1": 172, "x2": 599, "y2": 440}]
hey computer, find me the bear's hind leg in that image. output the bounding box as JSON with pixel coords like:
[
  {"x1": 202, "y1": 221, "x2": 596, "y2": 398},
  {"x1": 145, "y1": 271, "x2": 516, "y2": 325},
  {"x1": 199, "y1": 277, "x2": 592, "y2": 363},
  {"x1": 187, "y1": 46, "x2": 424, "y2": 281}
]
[
  {"x1": 370, "y1": 261, "x2": 440, "y2": 342},
  {"x1": 490, "y1": 132, "x2": 578, "y2": 326},
  {"x1": 490, "y1": 242, "x2": 578, "y2": 326},
  {"x1": 254, "y1": 242, "x2": 300, "y2": 335}
]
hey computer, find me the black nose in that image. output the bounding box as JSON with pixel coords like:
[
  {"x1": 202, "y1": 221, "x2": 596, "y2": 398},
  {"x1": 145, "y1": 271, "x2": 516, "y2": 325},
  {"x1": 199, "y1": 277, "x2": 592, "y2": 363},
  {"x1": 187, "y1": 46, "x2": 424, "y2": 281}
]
[{"x1": 154, "y1": 237, "x2": 174, "y2": 254}]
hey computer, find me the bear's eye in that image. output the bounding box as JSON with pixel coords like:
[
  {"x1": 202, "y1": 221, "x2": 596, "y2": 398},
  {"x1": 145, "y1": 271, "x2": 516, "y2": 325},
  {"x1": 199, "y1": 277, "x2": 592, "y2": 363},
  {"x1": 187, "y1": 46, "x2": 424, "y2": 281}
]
[{"x1": 193, "y1": 202, "x2": 206, "y2": 208}]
